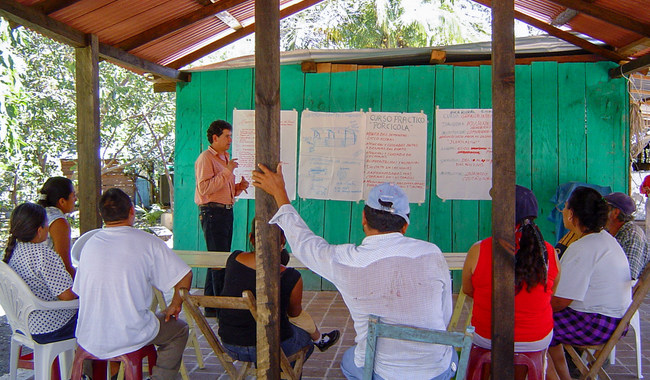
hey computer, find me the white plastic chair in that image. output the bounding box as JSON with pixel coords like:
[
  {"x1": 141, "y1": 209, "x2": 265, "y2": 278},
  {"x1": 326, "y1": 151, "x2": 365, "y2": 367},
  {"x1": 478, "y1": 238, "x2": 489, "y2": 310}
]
[
  {"x1": 0, "y1": 261, "x2": 79, "y2": 380},
  {"x1": 609, "y1": 279, "x2": 643, "y2": 379}
]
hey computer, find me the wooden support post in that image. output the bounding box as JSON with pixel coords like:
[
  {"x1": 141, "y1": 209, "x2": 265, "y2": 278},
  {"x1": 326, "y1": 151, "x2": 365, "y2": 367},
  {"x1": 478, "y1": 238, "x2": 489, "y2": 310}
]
[
  {"x1": 76, "y1": 34, "x2": 102, "y2": 233},
  {"x1": 255, "y1": 0, "x2": 281, "y2": 378},
  {"x1": 491, "y1": 0, "x2": 516, "y2": 378}
]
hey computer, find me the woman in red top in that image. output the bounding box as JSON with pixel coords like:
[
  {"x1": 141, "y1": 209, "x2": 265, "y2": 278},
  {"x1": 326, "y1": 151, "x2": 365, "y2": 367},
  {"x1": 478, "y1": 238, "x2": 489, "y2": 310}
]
[{"x1": 462, "y1": 185, "x2": 561, "y2": 379}]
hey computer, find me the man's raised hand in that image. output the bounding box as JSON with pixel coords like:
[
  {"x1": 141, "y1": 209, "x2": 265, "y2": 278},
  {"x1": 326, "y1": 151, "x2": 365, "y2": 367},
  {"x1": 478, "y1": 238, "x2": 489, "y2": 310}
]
[{"x1": 252, "y1": 163, "x2": 290, "y2": 206}]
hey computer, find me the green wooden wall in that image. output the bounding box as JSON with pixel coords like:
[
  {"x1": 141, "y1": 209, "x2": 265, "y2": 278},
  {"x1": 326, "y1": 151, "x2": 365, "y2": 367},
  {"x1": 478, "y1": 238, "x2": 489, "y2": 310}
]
[{"x1": 175, "y1": 62, "x2": 629, "y2": 289}]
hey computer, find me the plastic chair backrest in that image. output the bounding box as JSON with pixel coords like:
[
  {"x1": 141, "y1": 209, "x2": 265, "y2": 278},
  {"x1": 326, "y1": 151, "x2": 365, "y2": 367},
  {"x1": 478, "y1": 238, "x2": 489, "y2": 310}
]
[
  {"x1": 0, "y1": 260, "x2": 79, "y2": 338},
  {"x1": 364, "y1": 314, "x2": 474, "y2": 380}
]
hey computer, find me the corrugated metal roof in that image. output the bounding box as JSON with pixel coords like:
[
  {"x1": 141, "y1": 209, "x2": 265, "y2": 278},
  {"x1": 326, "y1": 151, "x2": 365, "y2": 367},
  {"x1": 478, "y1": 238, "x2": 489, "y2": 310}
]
[{"x1": 4, "y1": 0, "x2": 650, "y2": 79}]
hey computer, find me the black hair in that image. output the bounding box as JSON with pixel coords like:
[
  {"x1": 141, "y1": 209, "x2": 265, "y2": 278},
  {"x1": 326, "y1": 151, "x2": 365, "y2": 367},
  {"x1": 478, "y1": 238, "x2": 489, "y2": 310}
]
[
  {"x1": 207, "y1": 120, "x2": 232, "y2": 143},
  {"x1": 38, "y1": 176, "x2": 74, "y2": 208},
  {"x1": 566, "y1": 186, "x2": 608, "y2": 233},
  {"x1": 3, "y1": 203, "x2": 47, "y2": 263},
  {"x1": 99, "y1": 188, "x2": 133, "y2": 223},
  {"x1": 515, "y1": 218, "x2": 549, "y2": 294},
  {"x1": 363, "y1": 205, "x2": 408, "y2": 233}
]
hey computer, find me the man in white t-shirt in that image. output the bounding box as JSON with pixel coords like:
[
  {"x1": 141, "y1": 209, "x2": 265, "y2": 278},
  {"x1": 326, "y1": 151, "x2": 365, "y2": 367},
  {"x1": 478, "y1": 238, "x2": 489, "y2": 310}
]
[
  {"x1": 73, "y1": 188, "x2": 192, "y2": 380},
  {"x1": 252, "y1": 164, "x2": 455, "y2": 380}
]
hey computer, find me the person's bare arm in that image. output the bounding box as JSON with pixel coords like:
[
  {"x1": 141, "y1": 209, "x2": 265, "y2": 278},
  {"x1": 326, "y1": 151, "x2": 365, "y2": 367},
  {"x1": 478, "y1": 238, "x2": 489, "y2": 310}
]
[
  {"x1": 164, "y1": 271, "x2": 193, "y2": 322},
  {"x1": 49, "y1": 218, "x2": 75, "y2": 277},
  {"x1": 58, "y1": 287, "x2": 78, "y2": 301},
  {"x1": 288, "y1": 277, "x2": 304, "y2": 318},
  {"x1": 252, "y1": 163, "x2": 290, "y2": 207},
  {"x1": 551, "y1": 295, "x2": 572, "y2": 312},
  {"x1": 461, "y1": 242, "x2": 481, "y2": 298}
]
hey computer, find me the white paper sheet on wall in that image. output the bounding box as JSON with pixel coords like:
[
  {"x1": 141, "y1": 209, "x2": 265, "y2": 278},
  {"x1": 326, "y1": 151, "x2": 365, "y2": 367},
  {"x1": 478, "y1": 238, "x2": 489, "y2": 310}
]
[
  {"x1": 363, "y1": 112, "x2": 428, "y2": 203},
  {"x1": 297, "y1": 111, "x2": 366, "y2": 201},
  {"x1": 232, "y1": 109, "x2": 298, "y2": 201},
  {"x1": 435, "y1": 108, "x2": 492, "y2": 200}
]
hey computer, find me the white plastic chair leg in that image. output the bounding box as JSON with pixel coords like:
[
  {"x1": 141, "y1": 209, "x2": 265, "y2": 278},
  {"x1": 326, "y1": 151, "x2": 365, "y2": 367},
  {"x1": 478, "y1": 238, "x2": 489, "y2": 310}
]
[
  {"x1": 631, "y1": 310, "x2": 643, "y2": 379},
  {"x1": 58, "y1": 349, "x2": 74, "y2": 380},
  {"x1": 34, "y1": 344, "x2": 56, "y2": 380},
  {"x1": 9, "y1": 338, "x2": 20, "y2": 380}
]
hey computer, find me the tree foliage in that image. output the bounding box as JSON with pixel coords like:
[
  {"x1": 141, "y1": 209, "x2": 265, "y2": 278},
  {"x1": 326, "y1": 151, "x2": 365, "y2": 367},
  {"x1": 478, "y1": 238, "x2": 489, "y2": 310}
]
[
  {"x1": 281, "y1": 0, "x2": 491, "y2": 49},
  {"x1": 0, "y1": 20, "x2": 175, "y2": 209}
]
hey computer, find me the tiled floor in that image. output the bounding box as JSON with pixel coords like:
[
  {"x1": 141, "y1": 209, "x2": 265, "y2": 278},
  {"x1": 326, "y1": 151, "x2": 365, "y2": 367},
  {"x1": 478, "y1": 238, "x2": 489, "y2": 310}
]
[{"x1": 181, "y1": 290, "x2": 650, "y2": 380}]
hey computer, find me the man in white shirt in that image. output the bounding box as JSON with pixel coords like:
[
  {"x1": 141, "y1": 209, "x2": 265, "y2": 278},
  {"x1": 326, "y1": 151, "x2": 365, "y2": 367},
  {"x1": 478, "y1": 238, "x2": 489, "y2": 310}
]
[
  {"x1": 74, "y1": 188, "x2": 192, "y2": 380},
  {"x1": 252, "y1": 164, "x2": 455, "y2": 380}
]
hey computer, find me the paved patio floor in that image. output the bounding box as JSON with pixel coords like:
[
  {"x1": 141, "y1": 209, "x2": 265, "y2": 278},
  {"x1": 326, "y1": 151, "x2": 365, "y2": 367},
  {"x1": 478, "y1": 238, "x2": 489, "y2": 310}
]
[
  {"x1": 2, "y1": 289, "x2": 648, "y2": 379},
  {"x1": 181, "y1": 290, "x2": 650, "y2": 380}
]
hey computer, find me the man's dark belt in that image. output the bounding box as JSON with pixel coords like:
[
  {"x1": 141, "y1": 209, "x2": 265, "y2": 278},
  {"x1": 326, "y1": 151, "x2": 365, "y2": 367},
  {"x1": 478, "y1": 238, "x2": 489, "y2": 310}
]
[{"x1": 200, "y1": 202, "x2": 233, "y2": 209}]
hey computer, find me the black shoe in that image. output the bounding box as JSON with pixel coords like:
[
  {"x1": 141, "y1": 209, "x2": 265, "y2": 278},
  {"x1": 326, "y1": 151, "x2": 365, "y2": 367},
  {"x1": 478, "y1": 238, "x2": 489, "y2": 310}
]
[
  {"x1": 204, "y1": 308, "x2": 217, "y2": 318},
  {"x1": 314, "y1": 330, "x2": 340, "y2": 352}
]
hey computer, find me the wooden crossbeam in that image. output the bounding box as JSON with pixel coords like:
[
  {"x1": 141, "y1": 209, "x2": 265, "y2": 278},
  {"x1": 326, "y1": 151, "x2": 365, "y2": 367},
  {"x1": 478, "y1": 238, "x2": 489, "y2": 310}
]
[
  {"x1": 167, "y1": 0, "x2": 324, "y2": 69},
  {"x1": 0, "y1": 0, "x2": 189, "y2": 82},
  {"x1": 472, "y1": 0, "x2": 625, "y2": 62},
  {"x1": 31, "y1": 0, "x2": 81, "y2": 15},
  {"x1": 547, "y1": 0, "x2": 650, "y2": 38},
  {"x1": 115, "y1": 0, "x2": 248, "y2": 51},
  {"x1": 610, "y1": 53, "x2": 650, "y2": 78}
]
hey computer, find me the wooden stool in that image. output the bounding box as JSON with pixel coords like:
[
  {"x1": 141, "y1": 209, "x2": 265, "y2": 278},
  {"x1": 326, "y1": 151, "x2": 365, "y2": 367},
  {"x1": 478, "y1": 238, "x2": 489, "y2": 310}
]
[
  {"x1": 466, "y1": 344, "x2": 546, "y2": 380},
  {"x1": 71, "y1": 344, "x2": 157, "y2": 380}
]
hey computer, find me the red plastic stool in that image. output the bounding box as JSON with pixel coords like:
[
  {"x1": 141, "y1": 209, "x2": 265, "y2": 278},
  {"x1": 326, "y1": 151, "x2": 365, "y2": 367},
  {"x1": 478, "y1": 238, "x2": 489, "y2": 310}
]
[
  {"x1": 70, "y1": 344, "x2": 157, "y2": 380},
  {"x1": 466, "y1": 344, "x2": 546, "y2": 380}
]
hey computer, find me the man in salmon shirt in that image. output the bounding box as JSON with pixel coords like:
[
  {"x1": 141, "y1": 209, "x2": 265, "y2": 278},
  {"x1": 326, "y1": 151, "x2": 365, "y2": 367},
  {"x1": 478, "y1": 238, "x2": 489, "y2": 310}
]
[{"x1": 194, "y1": 120, "x2": 249, "y2": 317}]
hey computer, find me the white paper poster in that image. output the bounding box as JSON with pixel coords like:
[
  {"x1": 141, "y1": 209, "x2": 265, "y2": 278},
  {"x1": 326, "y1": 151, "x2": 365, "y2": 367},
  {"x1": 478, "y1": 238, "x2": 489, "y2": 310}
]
[
  {"x1": 435, "y1": 108, "x2": 492, "y2": 200},
  {"x1": 363, "y1": 112, "x2": 428, "y2": 203},
  {"x1": 298, "y1": 111, "x2": 365, "y2": 201},
  {"x1": 232, "y1": 109, "x2": 298, "y2": 200}
]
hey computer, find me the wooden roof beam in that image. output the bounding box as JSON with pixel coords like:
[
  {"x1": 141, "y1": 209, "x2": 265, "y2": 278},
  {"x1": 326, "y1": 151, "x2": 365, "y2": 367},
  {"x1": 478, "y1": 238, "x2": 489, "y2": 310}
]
[
  {"x1": 167, "y1": 0, "x2": 325, "y2": 69},
  {"x1": 115, "y1": 0, "x2": 248, "y2": 51},
  {"x1": 610, "y1": 54, "x2": 650, "y2": 78},
  {"x1": 32, "y1": 0, "x2": 82, "y2": 15},
  {"x1": 472, "y1": 0, "x2": 625, "y2": 62},
  {"x1": 547, "y1": 0, "x2": 650, "y2": 38},
  {"x1": 0, "y1": 0, "x2": 189, "y2": 82}
]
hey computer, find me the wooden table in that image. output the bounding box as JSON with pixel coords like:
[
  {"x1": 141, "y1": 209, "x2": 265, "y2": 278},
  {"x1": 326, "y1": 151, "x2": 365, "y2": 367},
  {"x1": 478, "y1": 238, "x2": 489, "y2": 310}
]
[{"x1": 174, "y1": 250, "x2": 467, "y2": 270}]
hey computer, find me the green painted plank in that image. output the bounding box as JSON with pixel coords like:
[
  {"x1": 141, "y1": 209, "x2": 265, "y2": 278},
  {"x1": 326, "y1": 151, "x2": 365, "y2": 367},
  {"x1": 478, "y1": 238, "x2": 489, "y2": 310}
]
[
  {"x1": 175, "y1": 76, "x2": 203, "y2": 288},
  {"x1": 298, "y1": 269, "x2": 323, "y2": 291},
  {"x1": 300, "y1": 72, "x2": 331, "y2": 238},
  {"x1": 324, "y1": 70, "x2": 356, "y2": 244},
  {"x1": 478, "y1": 65, "x2": 492, "y2": 241},
  {"x1": 302, "y1": 72, "x2": 331, "y2": 288},
  {"x1": 452, "y1": 66, "x2": 480, "y2": 252},
  {"x1": 515, "y1": 65, "x2": 532, "y2": 189},
  {"x1": 406, "y1": 66, "x2": 435, "y2": 241},
  {"x1": 352, "y1": 68, "x2": 383, "y2": 245},
  {"x1": 281, "y1": 64, "x2": 306, "y2": 213},
  {"x1": 226, "y1": 68, "x2": 254, "y2": 252},
  {"x1": 531, "y1": 62, "x2": 559, "y2": 240},
  {"x1": 430, "y1": 65, "x2": 454, "y2": 252},
  {"x1": 586, "y1": 62, "x2": 628, "y2": 193},
  {"x1": 558, "y1": 63, "x2": 587, "y2": 185}
]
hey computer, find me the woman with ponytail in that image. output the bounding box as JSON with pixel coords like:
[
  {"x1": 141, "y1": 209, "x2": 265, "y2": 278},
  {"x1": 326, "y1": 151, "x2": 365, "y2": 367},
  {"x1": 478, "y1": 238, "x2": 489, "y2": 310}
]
[
  {"x1": 462, "y1": 185, "x2": 560, "y2": 379},
  {"x1": 546, "y1": 187, "x2": 632, "y2": 380},
  {"x1": 3, "y1": 203, "x2": 78, "y2": 344},
  {"x1": 38, "y1": 176, "x2": 77, "y2": 277}
]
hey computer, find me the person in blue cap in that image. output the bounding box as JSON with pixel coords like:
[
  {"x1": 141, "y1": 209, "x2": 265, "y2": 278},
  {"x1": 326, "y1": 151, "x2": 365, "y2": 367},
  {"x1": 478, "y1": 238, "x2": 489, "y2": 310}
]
[
  {"x1": 252, "y1": 163, "x2": 455, "y2": 380},
  {"x1": 604, "y1": 192, "x2": 650, "y2": 280}
]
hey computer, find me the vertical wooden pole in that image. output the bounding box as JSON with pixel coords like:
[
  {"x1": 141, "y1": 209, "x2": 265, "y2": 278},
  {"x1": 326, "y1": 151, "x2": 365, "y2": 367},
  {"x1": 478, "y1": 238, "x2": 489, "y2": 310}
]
[
  {"x1": 491, "y1": 0, "x2": 516, "y2": 378},
  {"x1": 255, "y1": 0, "x2": 281, "y2": 378},
  {"x1": 76, "y1": 34, "x2": 102, "y2": 233}
]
